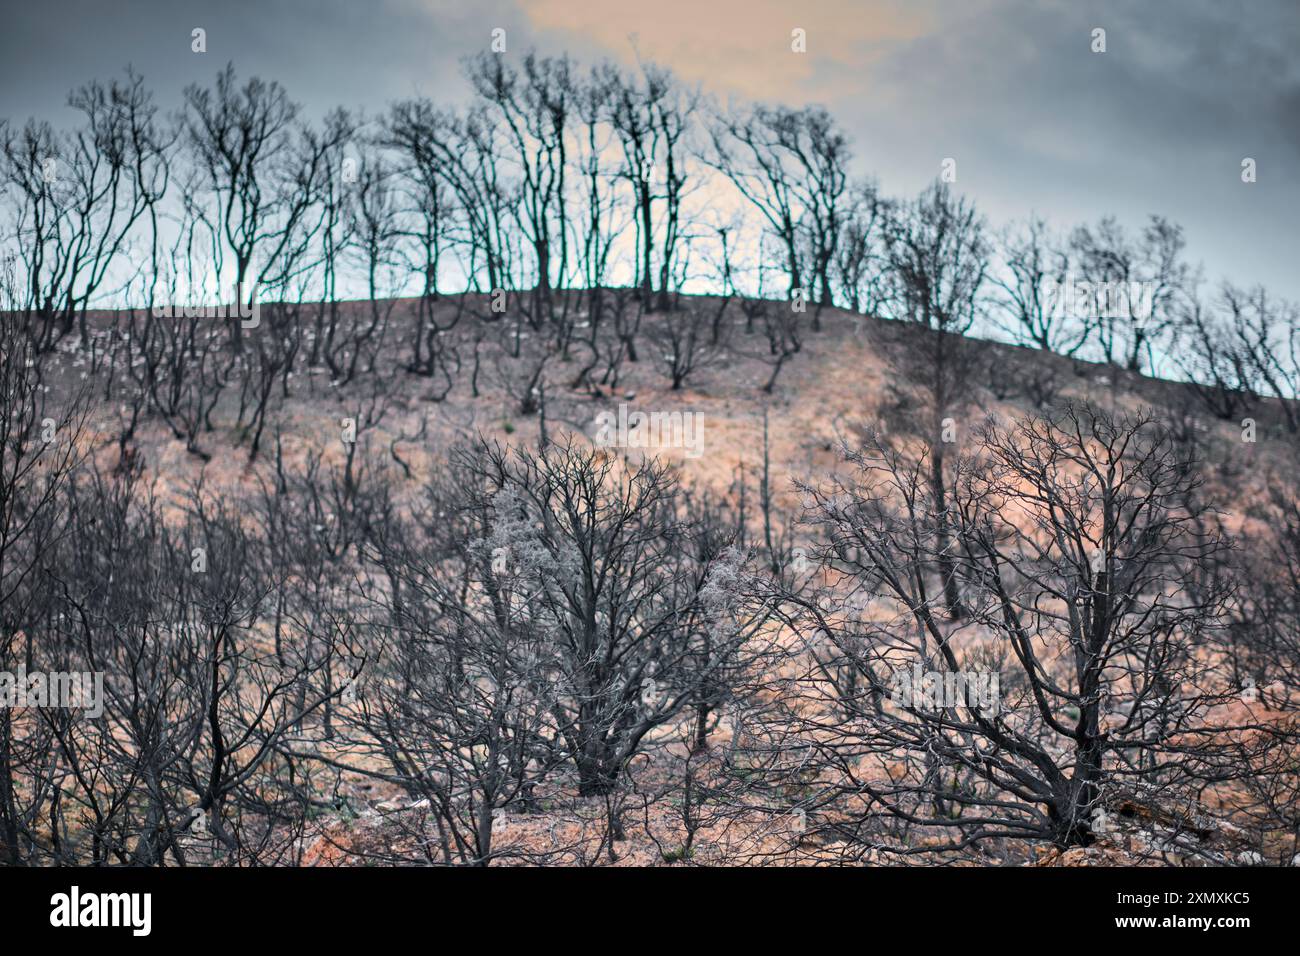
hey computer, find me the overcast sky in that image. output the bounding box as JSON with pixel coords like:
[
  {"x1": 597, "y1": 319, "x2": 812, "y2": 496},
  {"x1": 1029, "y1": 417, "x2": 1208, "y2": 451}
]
[{"x1": 2, "y1": 0, "x2": 1297, "y2": 301}]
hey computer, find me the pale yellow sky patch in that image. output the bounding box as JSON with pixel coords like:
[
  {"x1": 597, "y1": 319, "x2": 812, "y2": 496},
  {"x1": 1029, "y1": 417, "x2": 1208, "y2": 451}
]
[{"x1": 518, "y1": 0, "x2": 933, "y2": 100}]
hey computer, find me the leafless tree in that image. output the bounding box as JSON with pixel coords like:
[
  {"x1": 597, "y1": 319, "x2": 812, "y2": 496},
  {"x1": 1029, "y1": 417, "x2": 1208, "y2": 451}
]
[
  {"x1": 182, "y1": 65, "x2": 304, "y2": 350},
  {"x1": 1176, "y1": 282, "x2": 1299, "y2": 432},
  {"x1": 648, "y1": 301, "x2": 721, "y2": 389},
  {"x1": 1, "y1": 70, "x2": 169, "y2": 352},
  {"x1": 466, "y1": 52, "x2": 575, "y2": 325},
  {"x1": 1069, "y1": 214, "x2": 1188, "y2": 373},
  {"x1": 833, "y1": 181, "x2": 889, "y2": 316},
  {"x1": 774, "y1": 404, "x2": 1261, "y2": 857},
  {"x1": 707, "y1": 103, "x2": 851, "y2": 326},
  {"x1": 880, "y1": 180, "x2": 990, "y2": 618},
  {"x1": 992, "y1": 215, "x2": 1088, "y2": 355}
]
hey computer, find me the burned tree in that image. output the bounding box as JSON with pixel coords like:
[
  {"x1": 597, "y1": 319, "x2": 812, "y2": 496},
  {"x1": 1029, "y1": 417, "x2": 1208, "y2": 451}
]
[
  {"x1": 782, "y1": 404, "x2": 1252, "y2": 856},
  {"x1": 880, "y1": 180, "x2": 989, "y2": 618},
  {"x1": 1, "y1": 71, "x2": 169, "y2": 352},
  {"x1": 1069, "y1": 214, "x2": 1188, "y2": 374},
  {"x1": 456, "y1": 437, "x2": 758, "y2": 798},
  {"x1": 992, "y1": 215, "x2": 1088, "y2": 355}
]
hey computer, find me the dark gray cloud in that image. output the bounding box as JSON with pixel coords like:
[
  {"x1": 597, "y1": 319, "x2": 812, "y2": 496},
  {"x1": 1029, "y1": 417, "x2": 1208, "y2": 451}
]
[
  {"x1": 0, "y1": 0, "x2": 525, "y2": 120},
  {"x1": 827, "y1": 0, "x2": 1300, "y2": 299}
]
